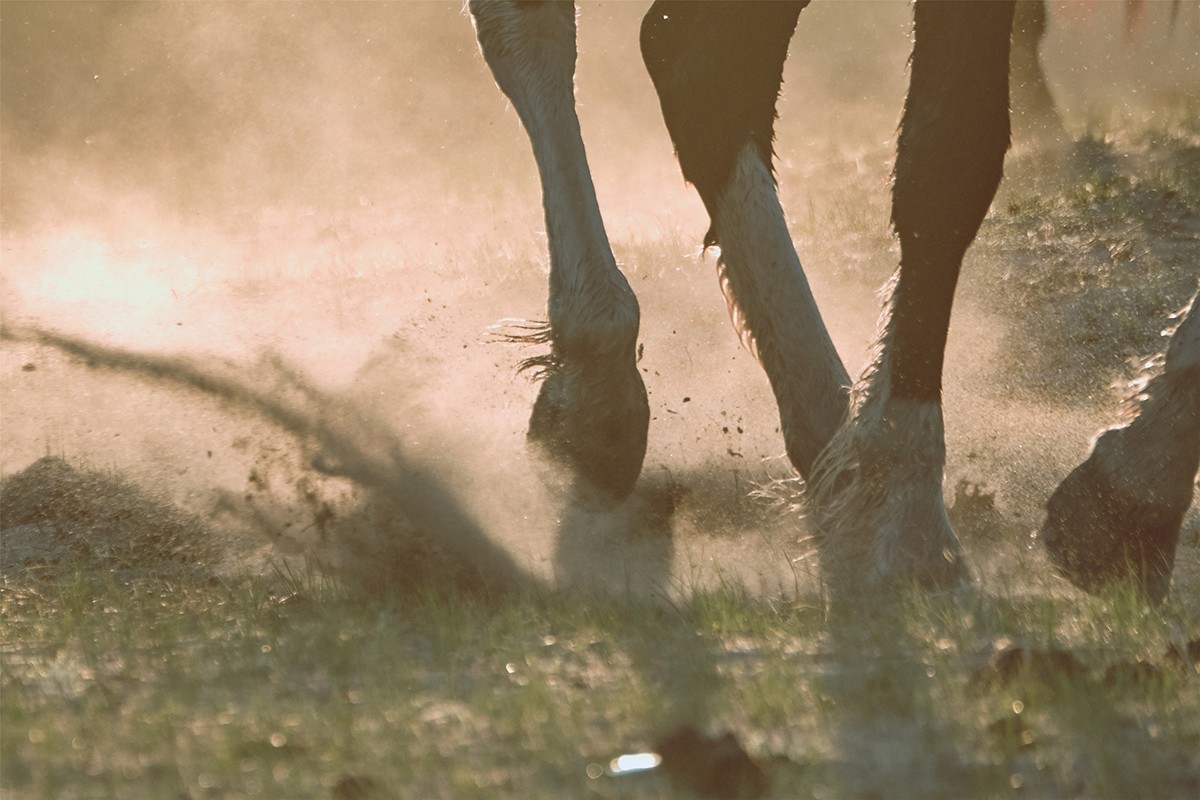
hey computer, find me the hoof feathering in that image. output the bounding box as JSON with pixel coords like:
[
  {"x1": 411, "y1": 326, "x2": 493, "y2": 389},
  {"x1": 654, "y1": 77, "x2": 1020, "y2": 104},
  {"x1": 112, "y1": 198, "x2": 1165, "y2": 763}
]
[{"x1": 811, "y1": 399, "x2": 970, "y2": 598}]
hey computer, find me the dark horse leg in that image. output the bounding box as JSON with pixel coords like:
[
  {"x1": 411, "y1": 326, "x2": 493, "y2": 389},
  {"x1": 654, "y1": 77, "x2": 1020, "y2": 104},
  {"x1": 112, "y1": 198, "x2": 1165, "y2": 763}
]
[
  {"x1": 640, "y1": 0, "x2": 850, "y2": 482},
  {"x1": 811, "y1": 1, "x2": 1015, "y2": 596},
  {"x1": 1043, "y1": 288, "x2": 1200, "y2": 603},
  {"x1": 470, "y1": 1, "x2": 648, "y2": 506}
]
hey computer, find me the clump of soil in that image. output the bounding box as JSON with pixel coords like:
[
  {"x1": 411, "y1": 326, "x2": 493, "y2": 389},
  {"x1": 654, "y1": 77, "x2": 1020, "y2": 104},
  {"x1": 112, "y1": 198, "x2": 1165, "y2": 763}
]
[
  {"x1": 0, "y1": 455, "x2": 514, "y2": 597},
  {"x1": 0, "y1": 456, "x2": 218, "y2": 578}
]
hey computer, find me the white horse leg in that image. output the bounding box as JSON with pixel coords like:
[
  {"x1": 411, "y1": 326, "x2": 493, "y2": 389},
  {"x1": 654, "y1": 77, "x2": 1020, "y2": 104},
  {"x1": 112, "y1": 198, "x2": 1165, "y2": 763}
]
[
  {"x1": 1042, "y1": 288, "x2": 1200, "y2": 603},
  {"x1": 811, "y1": 312, "x2": 969, "y2": 595},
  {"x1": 811, "y1": 1, "x2": 1015, "y2": 597},
  {"x1": 641, "y1": 1, "x2": 850, "y2": 480},
  {"x1": 471, "y1": 1, "x2": 648, "y2": 506}
]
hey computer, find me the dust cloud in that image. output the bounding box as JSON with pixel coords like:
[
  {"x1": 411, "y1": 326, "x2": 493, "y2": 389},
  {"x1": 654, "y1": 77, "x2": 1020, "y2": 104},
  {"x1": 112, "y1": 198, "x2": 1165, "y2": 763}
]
[{"x1": 2, "y1": 2, "x2": 1198, "y2": 598}]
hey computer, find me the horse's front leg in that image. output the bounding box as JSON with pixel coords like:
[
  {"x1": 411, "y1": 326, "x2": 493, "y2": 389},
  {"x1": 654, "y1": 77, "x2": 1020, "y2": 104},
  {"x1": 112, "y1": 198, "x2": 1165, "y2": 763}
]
[
  {"x1": 471, "y1": 1, "x2": 648, "y2": 506},
  {"x1": 812, "y1": 0, "x2": 1016, "y2": 597},
  {"x1": 1042, "y1": 287, "x2": 1200, "y2": 603},
  {"x1": 640, "y1": 0, "x2": 850, "y2": 481}
]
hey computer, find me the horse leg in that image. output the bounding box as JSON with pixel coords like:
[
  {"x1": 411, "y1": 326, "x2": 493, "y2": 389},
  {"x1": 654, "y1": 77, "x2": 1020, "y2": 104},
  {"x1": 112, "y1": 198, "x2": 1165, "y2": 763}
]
[
  {"x1": 470, "y1": 1, "x2": 648, "y2": 506},
  {"x1": 1010, "y1": 0, "x2": 1067, "y2": 148},
  {"x1": 640, "y1": 0, "x2": 850, "y2": 480},
  {"x1": 1042, "y1": 287, "x2": 1200, "y2": 603},
  {"x1": 812, "y1": 0, "x2": 1015, "y2": 596}
]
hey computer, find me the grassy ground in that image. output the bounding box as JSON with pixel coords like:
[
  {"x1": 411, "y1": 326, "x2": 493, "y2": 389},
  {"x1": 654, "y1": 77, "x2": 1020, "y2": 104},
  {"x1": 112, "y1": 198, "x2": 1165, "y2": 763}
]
[{"x1": 2, "y1": 559, "x2": 1198, "y2": 800}]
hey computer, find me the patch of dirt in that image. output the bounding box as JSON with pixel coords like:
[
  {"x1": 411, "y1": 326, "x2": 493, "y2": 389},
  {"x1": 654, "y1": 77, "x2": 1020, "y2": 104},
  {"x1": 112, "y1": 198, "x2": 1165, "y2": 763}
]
[
  {"x1": 0, "y1": 456, "x2": 218, "y2": 580},
  {"x1": 0, "y1": 454, "x2": 498, "y2": 598},
  {"x1": 980, "y1": 128, "x2": 1200, "y2": 405}
]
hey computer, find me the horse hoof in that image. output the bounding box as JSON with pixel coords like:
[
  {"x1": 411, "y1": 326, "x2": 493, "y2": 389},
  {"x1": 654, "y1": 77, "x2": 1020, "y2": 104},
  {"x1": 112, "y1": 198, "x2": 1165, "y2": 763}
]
[
  {"x1": 1041, "y1": 451, "x2": 1181, "y2": 605},
  {"x1": 526, "y1": 361, "x2": 649, "y2": 509},
  {"x1": 812, "y1": 398, "x2": 972, "y2": 599},
  {"x1": 818, "y1": 490, "x2": 972, "y2": 599}
]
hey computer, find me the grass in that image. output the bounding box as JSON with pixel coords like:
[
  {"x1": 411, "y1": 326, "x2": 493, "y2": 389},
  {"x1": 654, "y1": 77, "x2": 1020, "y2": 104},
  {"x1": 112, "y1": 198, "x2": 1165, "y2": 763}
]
[
  {"x1": 973, "y1": 110, "x2": 1200, "y2": 405},
  {"x1": 3, "y1": 560, "x2": 1198, "y2": 800}
]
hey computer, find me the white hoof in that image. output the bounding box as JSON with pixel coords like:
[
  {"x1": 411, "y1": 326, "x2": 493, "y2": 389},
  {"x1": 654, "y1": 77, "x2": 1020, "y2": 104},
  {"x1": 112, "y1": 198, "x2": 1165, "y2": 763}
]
[{"x1": 811, "y1": 397, "x2": 970, "y2": 598}]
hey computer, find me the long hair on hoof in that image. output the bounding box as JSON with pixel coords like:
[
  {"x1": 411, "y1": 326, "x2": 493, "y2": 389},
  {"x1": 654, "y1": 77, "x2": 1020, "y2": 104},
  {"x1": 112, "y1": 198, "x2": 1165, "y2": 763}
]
[{"x1": 808, "y1": 279, "x2": 969, "y2": 600}]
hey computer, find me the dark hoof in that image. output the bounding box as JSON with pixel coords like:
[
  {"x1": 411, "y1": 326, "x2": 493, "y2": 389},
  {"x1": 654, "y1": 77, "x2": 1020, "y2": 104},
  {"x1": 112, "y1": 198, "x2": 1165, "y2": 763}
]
[
  {"x1": 527, "y1": 361, "x2": 649, "y2": 509},
  {"x1": 1041, "y1": 454, "x2": 1182, "y2": 605}
]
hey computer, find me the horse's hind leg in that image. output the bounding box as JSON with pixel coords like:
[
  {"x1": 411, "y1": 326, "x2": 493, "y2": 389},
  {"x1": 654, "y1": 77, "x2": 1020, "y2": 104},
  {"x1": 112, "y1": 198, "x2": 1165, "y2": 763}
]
[
  {"x1": 811, "y1": 1, "x2": 1015, "y2": 596},
  {"x1": 470, "y1": 1, "x2": 648, "y2": 506},
  {"x1": 1042, "y1": 288, "x2": 1200, "y2": 603}
]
